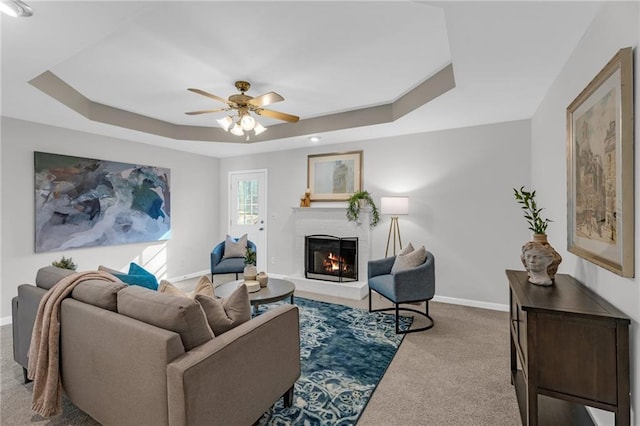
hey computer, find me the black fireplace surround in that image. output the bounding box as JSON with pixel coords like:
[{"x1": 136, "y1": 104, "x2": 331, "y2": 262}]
[{"x1": 305, "y1": 234, "x2": 358, "y2": 282}]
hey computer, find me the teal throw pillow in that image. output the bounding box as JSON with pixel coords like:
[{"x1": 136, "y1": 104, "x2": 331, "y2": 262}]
[{"x1": 114, "y1": 272, "x2": 159, "y2": 291}]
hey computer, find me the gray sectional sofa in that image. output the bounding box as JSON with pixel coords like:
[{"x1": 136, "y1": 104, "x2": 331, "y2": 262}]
[{"x1": 12, "y1": 266, "x2": 301, "y2": 425}]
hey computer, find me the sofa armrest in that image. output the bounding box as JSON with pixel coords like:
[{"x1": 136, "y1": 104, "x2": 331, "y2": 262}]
[
  {"x1": 368, "y1": 256, "x2": 395, "y2": 278},
  {"x1": 13, "y1": 284, "x2": 47, "y2": 369},
  {"x1": 167, "y1": 304, "x2": 300, "y2": 426}
]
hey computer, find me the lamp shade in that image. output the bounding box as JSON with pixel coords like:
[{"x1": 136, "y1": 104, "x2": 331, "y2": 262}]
[{"x1": 381, "y1": 197, "x2": 409, "y2": 215}]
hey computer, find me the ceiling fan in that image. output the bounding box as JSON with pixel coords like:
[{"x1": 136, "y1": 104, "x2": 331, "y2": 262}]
[{"x1": 185, "y1": 81, "x2": 299, "y2": 137}]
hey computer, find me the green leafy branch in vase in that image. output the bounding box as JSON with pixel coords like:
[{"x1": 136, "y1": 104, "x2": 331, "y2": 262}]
[{"x1": 513, "y1": 186, "x2": 552, "y2": 234}]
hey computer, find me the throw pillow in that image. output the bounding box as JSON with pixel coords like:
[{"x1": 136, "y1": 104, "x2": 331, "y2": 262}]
[
  {"x1": 117, "y1": 286, "x2": 213, "y2": 351},
  {"x1": 129, "y1": 262, "x2": 157, "y2": 282},
  {"x1": 159, "y1": 275, "x2": 215, "y2": 299},
  {"x1": 222, "y1": 234, "x2": 248, "y2": 259},
  {"x1": 391, "y1": 245, "x2": 427, "y2": 274},
  {"x1": 113, "y1": 272, "x2": 159, "y2": 291},
  {"x1": 397, "y1": 242, "x2": 415, "y2": 256},
  {"x1": 108, "y1": 262, "x2": 159, "y2": 290},
  {"x1": 195, "y1": 284, "x2": 251, "y2": 336}
]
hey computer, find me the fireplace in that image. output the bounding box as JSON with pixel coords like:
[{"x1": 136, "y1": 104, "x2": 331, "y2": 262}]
[{"x1": 305, "y1": 235, "x2": 358, "y2": 282}]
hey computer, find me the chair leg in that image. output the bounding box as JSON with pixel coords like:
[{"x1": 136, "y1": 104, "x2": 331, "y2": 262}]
[
  {"x1": 283, "y1": 385, "x2": 294, "y2": 407},
  {"x1": 23, "y1": 367, "x2": 31, "y2": 384},
  {"x1": 369, "y1": 289, "x2": 434, "y2": 334}
]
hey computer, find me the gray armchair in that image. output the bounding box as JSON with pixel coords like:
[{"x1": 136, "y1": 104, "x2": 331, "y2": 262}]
[
  {"x1": 367, "y1": 250, "x2": 435, "y2": 333},
  {"x1": 210, "y1": 239, "x2": 257, "y2": 280}
]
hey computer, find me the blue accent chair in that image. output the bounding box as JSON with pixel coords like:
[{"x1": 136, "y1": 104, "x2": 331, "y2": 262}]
[
  {"x1": 210, "y1": 239, "x2": 257, "y2": 280},
  {"x1": 367, "y1": 250, "x2": 435, "y2": 333}
]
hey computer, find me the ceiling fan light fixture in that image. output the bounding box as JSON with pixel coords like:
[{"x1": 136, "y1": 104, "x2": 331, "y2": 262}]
[
  {"x1": 0, "y1": 0, "x2": 33, "y2": 17},
  {"x1": 217, "y1": 115, "x2": 233, "y2": 132},
  {"x1": 253, "y1": 122, "x2": 267, "y2": 135},
  {"x1": 240, "y1": 114, "x2": 256, "y2": 131},
  {"x1": 230, "y1": 123, "x2": 244, "y2": 136}
]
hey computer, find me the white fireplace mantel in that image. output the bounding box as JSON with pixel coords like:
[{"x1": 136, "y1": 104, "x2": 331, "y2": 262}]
[{"x1": 285, "y1": 207, "x2": 371, "y2": 300}]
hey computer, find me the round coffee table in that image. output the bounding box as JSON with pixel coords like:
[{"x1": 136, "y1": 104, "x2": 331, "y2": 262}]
[{"x1": 215, "y1": 277, "x2": 295, "y2": 315}]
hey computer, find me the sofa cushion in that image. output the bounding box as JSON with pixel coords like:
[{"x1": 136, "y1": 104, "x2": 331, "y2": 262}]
[
  {"x1": 222, "y1": 234, "x2": 247, "y2": 259},
  {"x1": 195, "y1": 284, "x2": 251, "y2": 336},
  {"x1": 71, "y1": 279, "x2": 127, "y2": 311},
  {"x1": 98, "y1": 264, "x2": 122, "y2": 275},
  {"x1": 117, "y1": 286, "x2": 213, "y2": 350},
  {"x1": 391, "y1": 245, "x2": 427, "y2": 274},
  {"x1": 35, "y1": 266, "x2": 75, "y2": 290},
  {"x1": 159, "y1": 276, "x2": 215, "y2": 299}
]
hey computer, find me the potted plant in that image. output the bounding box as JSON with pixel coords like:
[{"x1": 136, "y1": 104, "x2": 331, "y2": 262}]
[
  {"x1": 51, "y1": 256, "x2": 77, "y2": 271},
  {"x1": 513, "y1": 186, "x2": 562, "y2": 282},
  {"x1": 346, "y1": 190, "x2": 380, "y2": 227},
  {"x1": 243, "y1": 247, "x2": 257, "y2": 280}
]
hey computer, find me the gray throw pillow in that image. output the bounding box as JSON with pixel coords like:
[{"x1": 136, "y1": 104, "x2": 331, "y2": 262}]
[
  {"x1": 391, "y1": 245, "x2": 427, "y2": 274},
  {"x1": 222, "y1": 234, "x2": 248, "y2": 259},
  {"x1": 397, "y1": 242, "x2": 415, "y2": 256},
  {"x1": 195, "y1": 284, "x2": 251, "y2": 336}
]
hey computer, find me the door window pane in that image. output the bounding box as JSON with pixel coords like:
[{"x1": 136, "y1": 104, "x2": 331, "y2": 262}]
[{"x1": 237, "y1": 179, "x2": 259, "y2": 225}]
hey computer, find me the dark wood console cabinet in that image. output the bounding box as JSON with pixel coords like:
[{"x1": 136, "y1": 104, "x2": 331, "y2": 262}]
[{"x1": 507, "y1": 270, "x2": 630, "y2": 426}]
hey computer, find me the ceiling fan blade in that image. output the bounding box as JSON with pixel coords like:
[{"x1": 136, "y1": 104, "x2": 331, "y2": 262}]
[
  {"x1": 187, "y1": 88, "x2": 231, "y2": 105},
  {"x1": 184, "y1": 108, "x2": 228, "y2": 115},
  {"x1": 256, "y1": 108, "x2": 300, "y2": 123},
  {"x1": 248, "y1": 92, "x2": 284, "y2": 108}
]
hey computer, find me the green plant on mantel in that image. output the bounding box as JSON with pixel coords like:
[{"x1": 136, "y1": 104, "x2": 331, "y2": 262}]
[
  {"x1": 244, "y1": 247, "x2": 257, "y2": 266},
  {"x1": 346, "y1": 190, "x2": 380, "y2": 227},
  {"x1": 51, "y1": 256, "x2": 77, "y2": 271},
  {"x1": 513, "y1": 186, "x2": 553, "y2": 234}
]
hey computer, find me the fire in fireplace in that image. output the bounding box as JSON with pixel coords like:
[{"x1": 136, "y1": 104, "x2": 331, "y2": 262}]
[{"x1": 305, "y1": 234, "x2": 358, "y2": 282}]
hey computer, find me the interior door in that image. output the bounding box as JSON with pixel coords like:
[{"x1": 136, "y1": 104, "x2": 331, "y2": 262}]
[{"x1": 229, "y1": 170, "x2": 267, "y2": 271}]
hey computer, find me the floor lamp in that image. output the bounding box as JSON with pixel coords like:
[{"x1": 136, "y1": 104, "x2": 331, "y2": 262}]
[{"x1": 381, "y1": 197, "x2": 409, "y2": 257}]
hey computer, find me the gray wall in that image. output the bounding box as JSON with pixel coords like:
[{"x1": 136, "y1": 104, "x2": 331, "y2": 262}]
[
  {"x1": 531, "y1": 2, "x2": 639, "y2": 424},
  {"x1": 0, "y1": 117, "x2": 220, "y2": 320},
  {"x1": 219, "y1": 119, "x2": 532, "y2": 308}
]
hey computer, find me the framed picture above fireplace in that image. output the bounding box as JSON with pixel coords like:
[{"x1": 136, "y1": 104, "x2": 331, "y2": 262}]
[{"x1": 307, "y1": 150, "x2": 362, "y2": 201}]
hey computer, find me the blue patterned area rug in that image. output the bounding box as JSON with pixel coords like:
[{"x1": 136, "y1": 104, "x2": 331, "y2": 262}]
[{"x1": 257, "y1": 297, "x2": 412, "y2": 425}]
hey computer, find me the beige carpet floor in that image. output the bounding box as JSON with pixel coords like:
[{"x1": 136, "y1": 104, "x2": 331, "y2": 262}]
[{"x1": 1, "y1": 277, "x2": 521, "y2": 425}]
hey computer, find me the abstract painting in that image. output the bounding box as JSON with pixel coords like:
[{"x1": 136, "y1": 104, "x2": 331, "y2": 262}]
[
  {"x1": 566, "y1": 47, "x2": 634, "y2": 277},
  {"x1": 34, "y1": 152, "x2": 171, "y2": 253}
]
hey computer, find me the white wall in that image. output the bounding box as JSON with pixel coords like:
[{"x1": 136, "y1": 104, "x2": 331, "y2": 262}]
[
  {"x1": 531, "y1": 2, "x2": 639, "y2": 425},
  {"x1": 0, "y1": 117, "x2": 220, "y2": 321},
  {"x1": 219, "y1": 119, "x2": 531, "y2": 308}
]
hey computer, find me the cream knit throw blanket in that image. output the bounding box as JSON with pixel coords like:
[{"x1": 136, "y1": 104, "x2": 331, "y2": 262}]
[{"x1": 27, "y1": 270, "x2": 120, "y2": 417}]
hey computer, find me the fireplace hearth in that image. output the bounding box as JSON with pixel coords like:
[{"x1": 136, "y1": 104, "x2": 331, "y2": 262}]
[{"x1": 305, "y1": 234, "x2": 358, "y2": 282}]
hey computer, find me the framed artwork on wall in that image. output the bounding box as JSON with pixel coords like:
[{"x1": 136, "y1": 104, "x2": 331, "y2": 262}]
[
  {"x1": 566, "y1": 47, "x2": 634, "y2": 277},
  {"x1": 307, "y1": 151, "x2": 362, "y2": 201},
  {"x1": 34, "y1": 151, "x2": 171, "y2": 253}
]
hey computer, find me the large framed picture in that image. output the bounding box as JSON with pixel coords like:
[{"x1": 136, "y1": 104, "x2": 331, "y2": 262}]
[
  {"x1": 34, "y1": 152, "x2": 171, "y2": 253},
  {"x1": 307, "y1": 151, "x2": 362, "y2": 201},
  {"x1": 566, "y1": 47, "x2": 634, "y2": 277}
]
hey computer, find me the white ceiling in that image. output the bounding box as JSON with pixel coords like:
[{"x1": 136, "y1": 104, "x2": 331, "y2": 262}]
[{"x1": 1, "y1": 1, "x2": 602, "y2": 158}]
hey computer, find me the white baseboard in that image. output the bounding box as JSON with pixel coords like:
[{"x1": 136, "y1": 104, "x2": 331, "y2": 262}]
[
  {"x1": 165, "y1": 270, "x2": 210, "y2": 283},
  {"x1": 0, "y1": 316, "x2": 12, "y2": 326},
  {"x1": 432, "y1": 295, "x2": 509, "y2": 312}
]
